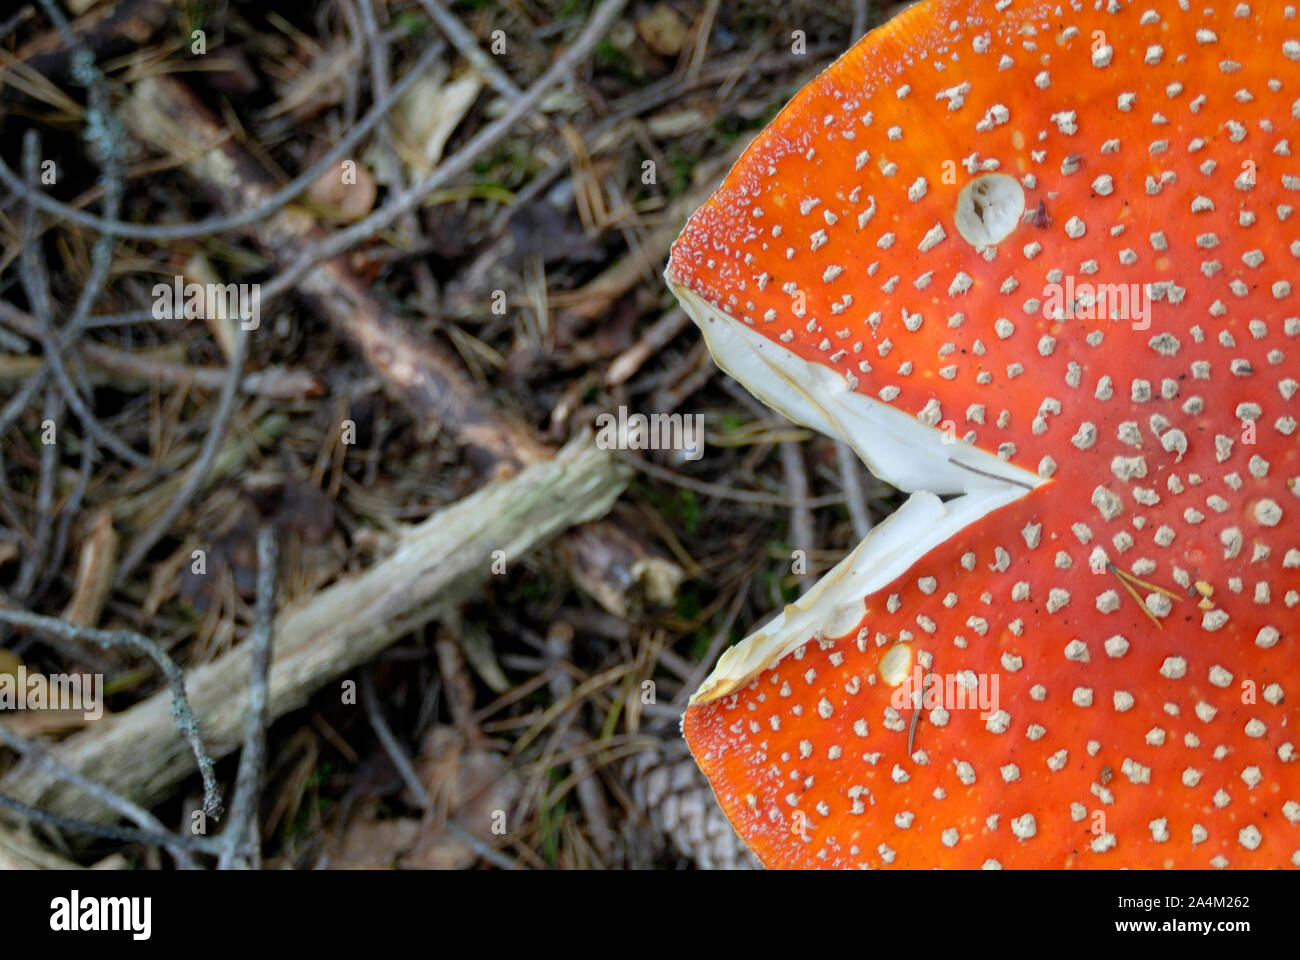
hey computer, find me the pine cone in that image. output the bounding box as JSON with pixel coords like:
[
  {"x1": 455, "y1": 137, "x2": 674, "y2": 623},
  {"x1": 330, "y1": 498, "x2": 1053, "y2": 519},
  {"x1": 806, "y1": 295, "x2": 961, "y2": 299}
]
[{"x1": 624, "y1": 736, "x2": 762, "y2": 870}]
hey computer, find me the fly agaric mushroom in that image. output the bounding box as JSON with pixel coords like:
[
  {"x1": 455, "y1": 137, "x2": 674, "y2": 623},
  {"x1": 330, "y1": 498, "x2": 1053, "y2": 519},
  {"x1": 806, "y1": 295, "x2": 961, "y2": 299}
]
[{"x1": 665, "y1": 0, "x2": 1300, "y2": 868}]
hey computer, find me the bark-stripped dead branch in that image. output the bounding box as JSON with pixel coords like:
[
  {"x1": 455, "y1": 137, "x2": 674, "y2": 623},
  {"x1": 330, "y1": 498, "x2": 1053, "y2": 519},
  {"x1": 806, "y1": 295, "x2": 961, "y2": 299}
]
[
  {"x1": 0, "y1": 605, "x2": 224, "y2": 818},
  {"x1": 1, "y1": 439, "x2": 630, "y2": 826},
  {"x1": 0, "y1": 722, "x2": 199, "y2": 868}
]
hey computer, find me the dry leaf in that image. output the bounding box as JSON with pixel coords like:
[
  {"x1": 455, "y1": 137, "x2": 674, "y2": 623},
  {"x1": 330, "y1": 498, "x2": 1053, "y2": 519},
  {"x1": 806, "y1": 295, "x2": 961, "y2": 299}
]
[
  {"x1": 366, "y1": 67, "x2": 482, "y2": 183},
  {"x1": 637, "y1": 4, "x2": 691, "y2": 56},
  {"x1": 334, "y1": 726, "x2": 520, "y2": 869}
]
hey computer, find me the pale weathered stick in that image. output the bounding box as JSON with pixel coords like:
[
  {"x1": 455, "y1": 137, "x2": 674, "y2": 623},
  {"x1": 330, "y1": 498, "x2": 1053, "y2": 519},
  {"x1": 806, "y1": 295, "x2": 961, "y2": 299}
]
[{"x1": 2, "y1": 440, "x2": 631, "y2": 825}]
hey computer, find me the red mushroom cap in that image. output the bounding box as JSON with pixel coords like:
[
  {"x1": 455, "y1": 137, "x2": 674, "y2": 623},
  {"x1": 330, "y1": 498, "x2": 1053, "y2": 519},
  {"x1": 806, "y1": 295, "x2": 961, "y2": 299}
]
[{"x1": 667, "y1": 0, "x2": 1300, "y2": 868}]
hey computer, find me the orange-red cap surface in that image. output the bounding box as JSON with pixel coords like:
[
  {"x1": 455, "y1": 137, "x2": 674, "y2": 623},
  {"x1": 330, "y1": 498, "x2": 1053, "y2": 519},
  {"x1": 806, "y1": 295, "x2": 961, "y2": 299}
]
[{"x1": 668, "y1": 0, "x2": 1300, "y2": 868}]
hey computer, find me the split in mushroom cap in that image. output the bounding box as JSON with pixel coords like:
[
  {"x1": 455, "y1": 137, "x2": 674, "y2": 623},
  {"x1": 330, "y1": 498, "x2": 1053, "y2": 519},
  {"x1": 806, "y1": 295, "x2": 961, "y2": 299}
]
[{"x1": 666, "y1": 0, "x2": 1300, "y2": 868}]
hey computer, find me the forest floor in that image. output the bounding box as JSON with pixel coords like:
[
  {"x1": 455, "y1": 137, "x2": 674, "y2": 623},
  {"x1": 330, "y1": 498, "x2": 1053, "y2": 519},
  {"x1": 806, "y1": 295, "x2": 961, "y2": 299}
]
[{"x1": 0, "y1": 0, "x2": 904, "y2": 869}]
